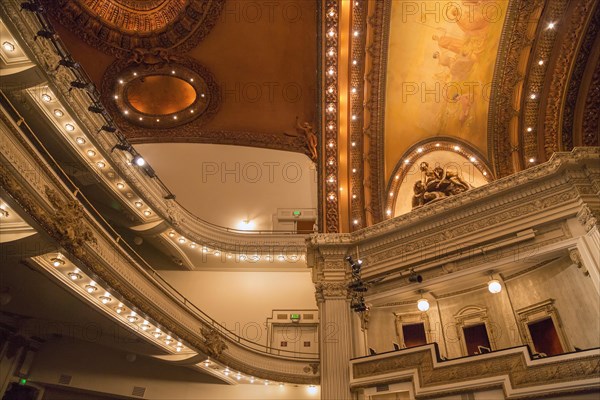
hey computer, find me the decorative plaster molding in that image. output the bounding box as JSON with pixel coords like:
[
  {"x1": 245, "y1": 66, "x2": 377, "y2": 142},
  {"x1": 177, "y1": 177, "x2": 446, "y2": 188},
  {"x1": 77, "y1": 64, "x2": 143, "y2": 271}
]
[{"x1": 350, "y1": 344, "x2": 600, "y2": 398}]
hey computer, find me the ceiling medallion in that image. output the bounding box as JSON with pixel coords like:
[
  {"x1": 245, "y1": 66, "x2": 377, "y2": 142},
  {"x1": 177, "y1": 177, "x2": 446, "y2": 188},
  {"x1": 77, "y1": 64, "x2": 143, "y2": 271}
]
[
  {"x1": 41, "y1": 0, "x2": 225, "y2": 57},
  {"x1": 102, "y1": 56, "x2": 220, "y2": 131}
]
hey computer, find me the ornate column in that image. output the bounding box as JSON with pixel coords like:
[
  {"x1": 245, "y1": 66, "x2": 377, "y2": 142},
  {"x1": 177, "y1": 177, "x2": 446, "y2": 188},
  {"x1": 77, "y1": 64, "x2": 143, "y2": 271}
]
[{"x1": 309, "y1": 237, "x2": 353, "y2": 400}]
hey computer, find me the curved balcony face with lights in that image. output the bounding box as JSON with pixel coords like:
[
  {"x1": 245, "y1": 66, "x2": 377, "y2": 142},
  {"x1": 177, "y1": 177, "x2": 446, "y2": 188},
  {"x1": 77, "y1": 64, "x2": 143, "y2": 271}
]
[
  {"x1": 0, "y1": 98, "x2": 319, "y2": 385},
  {"x1": 0, "y1": 0, "x2": 308, "y2": 259}
]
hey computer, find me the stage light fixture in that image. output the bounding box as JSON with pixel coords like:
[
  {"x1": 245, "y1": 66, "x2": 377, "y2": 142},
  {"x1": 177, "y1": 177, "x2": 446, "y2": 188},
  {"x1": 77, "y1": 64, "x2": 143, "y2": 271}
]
[
  {"x1": 21, "y1": 2, "x2": 44, "y2": 13},
  {"x1": 88, "y1": 105, "x2": 104, "y2": 114},
  {"x1": 408, "y1": 269, "x2": 423, "y2": 283}
]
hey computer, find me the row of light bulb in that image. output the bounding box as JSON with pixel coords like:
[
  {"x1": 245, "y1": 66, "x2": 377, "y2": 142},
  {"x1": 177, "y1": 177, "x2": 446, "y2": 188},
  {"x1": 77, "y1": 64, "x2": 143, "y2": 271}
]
[
  {"x1": 205, "y1": 360, "x2": 318, "y2": 392},
  {"x1": 41, "y1": 92, "x2": 155, "y2": 219},
  {"x1": 416, "y1": 278, "x2": 502, "y2": 312},
  {"x1": 168, "y1": 231, "x2": 304, "y2": 262},
  {"x1": 523, "y1": 21, "x2": 558, "y2": 166},
  {"x1": 51, "y1": 254, "x2": 185, "y2": 351}
]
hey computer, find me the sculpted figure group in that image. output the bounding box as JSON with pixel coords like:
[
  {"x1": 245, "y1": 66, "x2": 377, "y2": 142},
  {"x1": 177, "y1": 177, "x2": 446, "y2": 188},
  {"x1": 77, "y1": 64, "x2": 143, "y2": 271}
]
[{"x1": 412, "y1": 162, "x2": 472, "y2": 208}]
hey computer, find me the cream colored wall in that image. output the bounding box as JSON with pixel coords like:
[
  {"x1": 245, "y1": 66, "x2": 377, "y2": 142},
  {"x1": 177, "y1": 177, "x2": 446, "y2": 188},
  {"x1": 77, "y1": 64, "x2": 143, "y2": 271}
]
[
  {"x1": 29, "y1": 340, "x2": 319, "y2": 400},
  {"x1": 506, "y1": 257, "x2": 600, "y2": 350},
  {"x1": 366, "y1": 257, "x2": 600, "y2": 358},
  {"x1": 159, "y1": 270, "x2": 317, "y2": 346}
]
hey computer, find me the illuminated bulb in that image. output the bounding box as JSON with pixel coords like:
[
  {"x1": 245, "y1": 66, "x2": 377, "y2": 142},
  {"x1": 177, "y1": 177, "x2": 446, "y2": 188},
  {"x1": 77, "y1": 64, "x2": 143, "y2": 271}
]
[
  {"x1": 279, "y1": 383, "x2": 284, "y2": 387},
  {"x1": 352, "y1": 194, "x2": 357, "y2": 199},
  {"x1": 386, "y1": 209, "x2": 392, "y2": 216},
  {"x1": 2, "y1": 41, "x2": 15, "y2": 52},
  {"x1": 351, "y1": 141, "x2": 356, "y2": 147},
  {"x1": 328, "y1": 48, "x2": 335, "y2": 57},
  {"x1": 53, "y1": 109, "x2": 64, "y2": 117},
  {"x1": 202, "y1": 247, "x2": 209, "y2": 253},
  {"x1": 86, "y1": 285, "x2": 97, "y2": 293},
  {"x1": 176, "y1": 346, "x2": 182, "y2": 352},
  {"x1": 133, "y1": 72, "x2": 137, "y2": 76},
  {"x1": 154, "y1": 330, "x2": 162, "y2": 338},
  {"x1": 250, "y1": 377, "x2": 255, "y2": 383},
  {"x1": 141, "y1": 323, "x2": 150, "y2": 331},
  {"x1": 327, "y1": 104, "x2": 335, "y2": 113},
  {"x1": 529, "y1": 158, "x2": 536, "y2": 163},
  {"x1": 404, "y1": 159, "x2": 410, "y2": 164},
  {"x1": 264, "y1": 381, "x2": 269, "y2": 386},
  {"x1": 190, "y1": 110, "x2": 194, "y2": 114},
  {"x1": 41, "y1": 94, "x2": 52, "y2": 102},
  {"x1": 351, "y1": 115, "x2": 357, "y2": 120},
  {"x1": 353, "y1": 30, "x2": 359, "y2": 37},
  {"x1": 265, "y1": 255, "x2": 272, "y2": 261},
  {"x1": 226, "y1": 254, "x2": 233, "y2": 259},
  {"x1": 171, "y1": 70, "x2": 176, "y2": 74},
  {"x1": 240, "y1": 255, "x2": 247, "y2": 261},
  {"x1": 114, "y1": 95, "x2": 119, "y2": 99},
  {"x1": 483, "y1": 171, "x2": 488, "y2": 176},
  {"x1": 328, "y1": 29, "x2": 335, "y2": 37},
  {"x1": 119, "y1": 79, "x2": 124, "y2": 84},
  {"x1": 395, "y1": 175, "x2": 400, "y2": 180},
  {"x1": 143, "y1": 210, "x2": 151, "y2": 216},
  {"x1": 87, "y1": 150, "x2": 96, "y2": 157},
  {"x1": 139, "y1": 117, "x2": 143, "y2": 121},
  {"x1": 75, "y1": 137, "x2": 85, "y2": 145},
  {"x1": 67, "y1": 272, "x2": 81, "y2": 281},
  {"x1": 328, "y1": 193, "x2": 335, "y2": 201},
  {"x1": 328, "y1": 141, "x2": 335, "y2": 148},
  {"x1": 328, "y1": 67, "x2": 335, "y2": 76},
  {"x1": 200, "y1": 93, "x2": 205, "y2": 98},
  {"x1": 352, "y1": 59, "x2": 357, "y2": 65},
  {"x1": 538, "y1": 60, "x2": 544, "y2": 66},
  {"x1": 116, "y1": 305, "x2": 124, "y2": 314},
  {"x1": 100, "y1": 296, "x2": 111, "y2": 304},
  {"x1": 214, "y1": 251, "x2": 221, "y2": 256},
  {"x1": 530, "y1": 93, "x2": 537, "y2": 100},
  {"x1": 156, "y1": 119, "x2": 160, "y2": 122},
  {"x1": 417, "y1": 298, "x2": 430, "y2": 312},
  {"x1": 237, "y1": 374, "x2": 242, "y2": 381},
  {"x1": 277, "y1": 255, "x2": 285, "y2": 261},
  {"x1": 417, "y1": 147, "x2": 423, "y2": 153},
  {"x1": 124, "y1": 110, "x2": 129, "y2": 115},
  {"x1": 469, "y1": 156, "x2": 476, "y2": 162},
  {"x1": 435, "y1": 143, "x2": 440, "y2": 147},
  {"x1": 168, "y1": 231, "x2": 175, "y2": 237},
  {"x1": 328, "y1": 123, "x2": 334, "y2": 130},
  {"x1": 51, "y1": 257, "x2": 64, "y2": 267},
  {"x1": 96, "y1": 161, "x2": 105, "y2": 168},
  {"x1": 328, "y1": 87, "x2": 334, "y2": 94},
  {"x1": 173, "y1": 115, "x2": 178, "y2": 120},
  {"x1": 328, "y1": 9, "x2": 335, "y2": 17},
  {"x1": 547, "y1": 22, "x2": 555, "y2": 29},
  {"x1": 224, "y1": 368, "x2": 230, "y2": 376},
  {"x1": 190, "y1": 78, "x2": 194, "y2": 82},
  {"x1": 353, "y1": 219, "x2": 358, "y2": 225},
  {"x1": 328, "y1": 175, "x2": 335, "y2": 183},
  {"x1": 488, "y1": 279, "x2": 502, "y2": 294},
  {"x1": 65, "y1": 124, "x2": 75, "y2": 132},
  {"x1": 351, "y1": 87, "x2": 357, "y2": 94},
  {"x1": 165, "y1": 339, "x2": 172, "y2": 345},
  {"x1": 135, "y1": 201, "x2": 143, "y2": 208},
  {"x1": 352, "y1": 168, "x2": 357, "y2": 173},
  {"x1": 178, "y1": 237, "x2": 186, "y2": 243},
  {"x1": 116, "y1": 182, "x2": 125, "y2": 189},
  {"x1": 527, "y1": 127, "x2": 533, "y2": 132},
  {"x1": 204, "y1": 359, "x2": 210, "y2": 367},
  {"x1": 389, "y1": 192, "x2": 394, "y2": 197}
]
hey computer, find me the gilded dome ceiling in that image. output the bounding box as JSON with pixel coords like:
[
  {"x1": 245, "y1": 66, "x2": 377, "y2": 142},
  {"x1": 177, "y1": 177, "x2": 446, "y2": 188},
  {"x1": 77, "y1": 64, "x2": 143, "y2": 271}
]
[{"x1": 42, "y1": 0, "x2": 225, "y2": 56}]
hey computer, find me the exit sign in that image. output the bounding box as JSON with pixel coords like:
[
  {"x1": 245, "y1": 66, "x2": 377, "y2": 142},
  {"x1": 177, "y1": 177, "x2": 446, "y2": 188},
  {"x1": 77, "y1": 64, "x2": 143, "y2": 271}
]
[
  {"x1": 292, "y1": 210, "x2": 302, "y2": 217},
  {"x1": 290, "y1": 313, "x2": 301, "y2": 321}
]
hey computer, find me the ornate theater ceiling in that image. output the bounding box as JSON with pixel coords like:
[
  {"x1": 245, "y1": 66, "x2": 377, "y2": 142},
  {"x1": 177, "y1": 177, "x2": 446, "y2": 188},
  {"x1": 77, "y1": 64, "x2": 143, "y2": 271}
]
[{"x1": 42, "y1": 0, "x2": 318, "y2": 156}]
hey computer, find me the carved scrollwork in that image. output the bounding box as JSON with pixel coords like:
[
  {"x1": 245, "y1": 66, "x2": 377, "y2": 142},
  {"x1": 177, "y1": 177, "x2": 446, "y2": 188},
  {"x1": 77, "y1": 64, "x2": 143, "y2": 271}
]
[
  {"x1": 315, "y1": 281, "x2": 349, "y2": 301},
  {"x1": 201, "y1": 327, "x2": 228, "y2": 358}
]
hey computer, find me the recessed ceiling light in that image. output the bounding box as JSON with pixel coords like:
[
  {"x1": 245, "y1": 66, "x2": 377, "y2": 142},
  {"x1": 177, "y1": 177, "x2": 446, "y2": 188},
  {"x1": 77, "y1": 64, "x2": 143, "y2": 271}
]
[
  {"x1": 85, "y1": 284, "x2": 98, "y2": 293},
  {"x1": 2, "y1": 41, "x2": 15, "y2": 52},
  {"x1": 67, "y1": 272, "x2": 82, "y2": 280},
  {"x1": 116, "y1": 182, "x2": 125, "y2": 189},
  {"x1": 96, "y1": 161, "x2": 106, "y2": 168},
  {"x1": 143, "y1": 210, "x2": 151, "y2": 216},
  {"x1": 41, "y1": 94, "x2": 52, "y2": 102},
  {"x1": 86, "y1": 150, "x2": 96, "y2": 157},
  {"x1": 538, "y1": 60, "x2": 544, "y2": 66},
  {"x1": 100, "y1": 296, "x2": 111, "y2": 304},
  {"x1": 65, "y1": 124, "x2": 75, "y2": 132},
  {"x1": 53, "y1": 109, "x2": 64, "y2": 117},
  {"x1": 547, "y1": 22, "x2": 556, "y2": 29},
  {"x1": 135, "y1": 201, "x2": 143, "y2": 208},
  {"x1": 75, "y1": 137, "x2": 86, "y2": 145},
  {"x1": 530, "y1": 93, "x2": 537, "y2": 100}
]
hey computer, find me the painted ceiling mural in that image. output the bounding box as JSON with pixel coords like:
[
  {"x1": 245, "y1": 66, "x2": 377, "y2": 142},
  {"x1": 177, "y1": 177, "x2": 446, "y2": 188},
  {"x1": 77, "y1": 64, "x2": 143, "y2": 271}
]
[{"x1": 384, "y1": 0, "x2": 507, "y2": 180}]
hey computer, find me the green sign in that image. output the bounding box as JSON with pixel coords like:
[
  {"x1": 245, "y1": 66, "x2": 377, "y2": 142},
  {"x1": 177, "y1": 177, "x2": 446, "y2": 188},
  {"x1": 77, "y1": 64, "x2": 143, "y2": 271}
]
[
  {"x1": 290, "y1": 313, "x2": 301, "y2": 320},
  {"x1": 292, "y1": 210, "x2": 302, "y2": 217}
]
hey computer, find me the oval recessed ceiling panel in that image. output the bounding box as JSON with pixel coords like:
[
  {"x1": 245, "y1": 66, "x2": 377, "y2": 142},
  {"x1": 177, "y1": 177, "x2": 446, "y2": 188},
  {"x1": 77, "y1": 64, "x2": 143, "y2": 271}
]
[
  {"x1": 103, "y1": 57, "x2": 219, "y2": 131},
  {"x1": 127, "y1": 76, "x2": 197, "y2": 115}
]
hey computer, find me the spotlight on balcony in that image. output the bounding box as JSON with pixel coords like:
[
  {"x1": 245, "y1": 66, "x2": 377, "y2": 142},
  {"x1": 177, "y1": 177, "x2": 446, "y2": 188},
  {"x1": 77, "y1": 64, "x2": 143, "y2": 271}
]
[
  {"x1": 58, "y1": 59, "x2": 80, "y2": 69},
  {"x1": 100, "y1": 125, "x2": 117, "y2": 133},
  {"x1": 88, "y1": 105, "x2": 104, "y2": 114},
  {"x1": 35, "y1": 30, "x2": 55, "y2": 40},
  {"x1": 408, "y1": 269, "x2": 423, "y2": 283},
  {"x1": 21, "y1": 2, "x2": 44, "y2": 13},
  {"x1": 70, "y1": 81, "x2": 92, "y2": 90}
]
